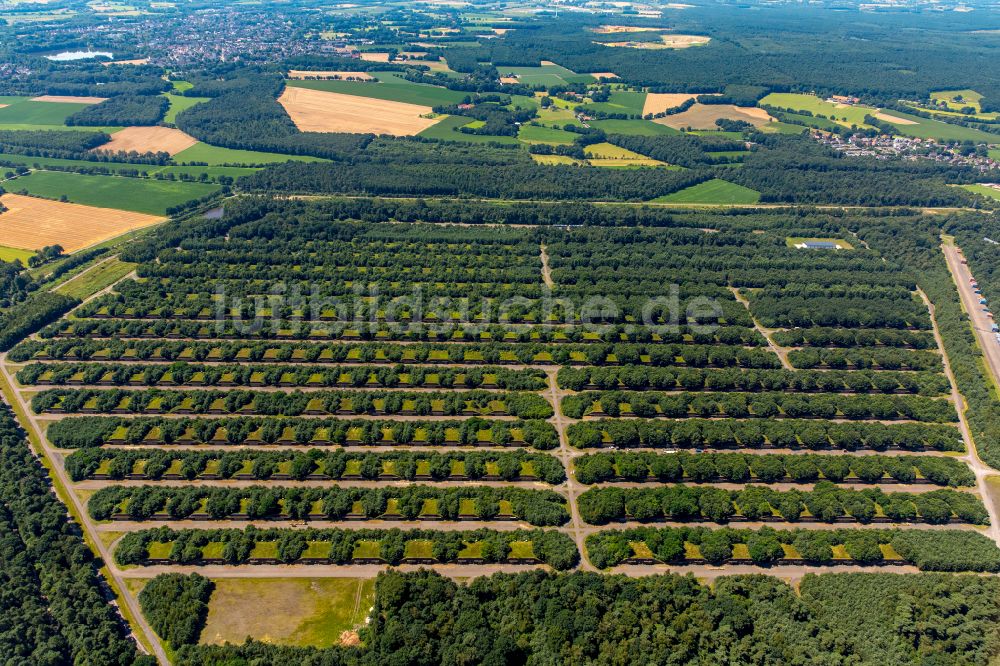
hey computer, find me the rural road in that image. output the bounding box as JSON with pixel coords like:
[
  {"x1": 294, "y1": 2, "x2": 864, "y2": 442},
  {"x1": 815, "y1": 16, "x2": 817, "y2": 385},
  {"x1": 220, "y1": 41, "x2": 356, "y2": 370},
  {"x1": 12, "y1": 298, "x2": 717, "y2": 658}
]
[{"x1": 942, "y1": 241, "x2": 1000, "y2": 393}]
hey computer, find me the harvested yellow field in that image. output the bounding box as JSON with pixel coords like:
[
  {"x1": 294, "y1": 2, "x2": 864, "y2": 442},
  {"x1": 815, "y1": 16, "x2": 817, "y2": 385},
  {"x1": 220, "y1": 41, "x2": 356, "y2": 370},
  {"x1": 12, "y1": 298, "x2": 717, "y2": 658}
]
[
  {"x1": 654, "y1": 103, "x2": 773, "y2": 130},
  {"x1": 277, "y1": 86, "x2": 439, "y2": 136},
  {"x1": 539, "y1": 60, "x2": 558, "y2": 66},
  {"x1": 0, "y1": 193, "x2": 163, "y2": 252},
  {"x1": 589, "y1": 72, "x2": 619, "y2": 80},
  {"x1": 874, "y1": 111, "x2": 918, "y2": 125},
  {"x1": 530, "y1": 154, "x2": 585, "y2": 165},
  {"x1": 0, "y1": 104, "x2": 7, "y2": 109},
  {"x1": 403, "y1": 59, "x2": 452, "y2": 72},
  {"x1": 592, "y1": 25, "x2": 663, "y2": 33},
  {"x1": 500, "y1": 76, "x2": 520, "y2": 84},
  {"x1": 30, "y1": 95, "x2": 107, "y2": 104},
  {"x1": 643, "y1": 93, "x2": 701, "y2": 115},
  {"x1": 287, "y1": 70, "x2": 374, "y2": 80},
  {"x1": 359, "y1": 52, "x2": 391, "y2": 62},
  {"x1": 99, "y1": 126, "x2": 198, "y2": 155}
]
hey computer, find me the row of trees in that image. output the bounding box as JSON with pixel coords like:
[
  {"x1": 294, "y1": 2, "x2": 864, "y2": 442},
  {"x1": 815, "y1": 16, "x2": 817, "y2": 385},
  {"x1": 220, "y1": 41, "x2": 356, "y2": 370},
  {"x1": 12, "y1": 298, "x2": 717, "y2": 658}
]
[
  {"x1": 66, "y1": 447, "x2": 567, "y2": 484},
  {"x1": 556, "y1": 365, "x2": 949, "y2": 396},
  {"x1": 47, "y1": 415, "x2": 559, "y2": 449},
  {"x1": 567, "y1": 418, "x2": 962, "y2": 452},
  {"x1": 561, "y1": 390, "x2": 958, "y2": 423},
  {"x1": 116, "y1": 526, "x2": 580, "y2": 569},
  {"x1": 45, "y1": 317, "x2": 762, "y2": 346},
  {"x1": 786, "y1": 347, "x2": 942, "y2": 372},
  {"x1": 772, "y1": 326, "x2": 936, "y2": 349},
  {"x1": 573, "y1": 451, "x2": 973, "y2": 486},
  {"x1": 14, "y1": 338, "x2": 777, "y2": 369},
  {"x1": 89, "y1": 484, "x2": 570, "y2": 525},
  {"x1": 585, "y1": 525, "x2": 1000, "y2": 571},
  {"x1": 31, "y1": 387, "x2": 555, "y2": 419},
  {"x1": 577, "y1": 484, "x2": 987, "y2": 525},
  {"x1": 17, "y1": 361, "x2": 548, "y2": 391},
  {"x1": 0, "y1": 291, "x2": 79, "y2": 351}
]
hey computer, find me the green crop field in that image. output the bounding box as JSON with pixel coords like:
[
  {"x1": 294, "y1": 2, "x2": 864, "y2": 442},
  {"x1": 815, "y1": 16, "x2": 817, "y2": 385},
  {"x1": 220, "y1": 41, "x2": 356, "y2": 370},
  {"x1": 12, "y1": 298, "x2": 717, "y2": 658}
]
[
  {"x1": 0, "y1": 245, "x2": 34, "y2": 263},
  {"x1": 652, "y1": 178, "x2": 761, "y2": 204},
  {"x1": 173, "y1": 142, "x2": 328, "y2": 166},
  {"x1": 417, "y1": 115, "x2": 519, "y2": 143},
  {"x1": 589, "y1": 119, "x2": 680, "y2": 136},
  {"x1": 497, "y1": 63, "x2": 593, "y2": 87},
  {"x1": 287, "y1": 73, "x2": 466, "y2": 106},
  {"x1": 0, "y1": 100, "x2": 93, "y2": 125},
  {"x1": 874, "y1": 109, "x2": 1000, "y2": 143},
  {"x1": 7, "y1": 171, "x2": 220, "y2": 215},
  {"x1": 518, "y1": 123, "x2": 577, "y2": 144},
  {"x1": 580, "y1": 91, "x2": 647, "y2": 116},
  {"x1": 55, "y1": 257, "x2": 137, "y2": 300},
  {"x1": 163, "y1": 93, "x2": 209, "y2": 124}
]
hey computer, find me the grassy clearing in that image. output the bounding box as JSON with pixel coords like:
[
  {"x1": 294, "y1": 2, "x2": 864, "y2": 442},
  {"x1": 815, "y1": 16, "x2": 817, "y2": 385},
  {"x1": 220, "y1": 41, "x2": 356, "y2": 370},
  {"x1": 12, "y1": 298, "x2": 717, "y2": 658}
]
[
  {"x1": 652, "y1": 178, "x2": 760, "y2": 204},
  {"x1": 930, "y1": 89, "x2": 986, "y2": 113},
  {"x1": 962, "y1": 184, "x2": 1000, "y2": 202},
  {"x1": 55, "y1": 257, "x2": 136, "y2": 299},
  {"x1": 288, "y1": 73, "x2": 465, "y2": 106},
  {"x1": 200, "y1": 578, "x2": 375, "y2": 648},
  {"x1": 785, "y1": 237, "x2": 854, "y2": 249},
  {"x1": 163, "y1": 93, "x2": 209, "y2": 124},
  {"x1": 530, "y1": 154, "x2": 585, "y2": 165},
  {"x1": 0, "y1": 245, "x2": 35, "y2": 263},
  {"x1": 8, "y1": 171, "x2": 219, "y2": 215},
  {"x1": 174, "y1": 142, "x2": 327, "y2": 166}
]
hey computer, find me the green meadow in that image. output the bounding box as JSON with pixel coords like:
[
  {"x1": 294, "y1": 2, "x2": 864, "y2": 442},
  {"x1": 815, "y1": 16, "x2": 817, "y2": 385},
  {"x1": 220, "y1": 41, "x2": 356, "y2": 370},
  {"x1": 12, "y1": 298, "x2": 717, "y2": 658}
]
[
  {"x1": 7, "y1": 171, "x2": 220, "y2": 215},
  {"x1": 174, "y1": 142, "x2": 328, "y2": 166},
  {"x1": 652, "y1": 178, "x2": 761, "y2": 204}
]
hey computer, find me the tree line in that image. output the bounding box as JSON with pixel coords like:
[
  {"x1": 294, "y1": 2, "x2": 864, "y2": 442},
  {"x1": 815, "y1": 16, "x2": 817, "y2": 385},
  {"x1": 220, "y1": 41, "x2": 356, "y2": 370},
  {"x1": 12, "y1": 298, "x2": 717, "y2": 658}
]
[
  {"x1": 578, "y1": 483, "x2": 987, "y2": 526},
  {"x1": 47, "y1": 415, "x2": 559, "y2": 450},
  {"x1": 89, "y1": 484, "x2": 570, "y2": 526},
  {"x1": 66, "y1": 447, "x2": 567, "y2": 484},
  {"x1": 573, "y1": 450, "x2": 974, "y2": 487}
]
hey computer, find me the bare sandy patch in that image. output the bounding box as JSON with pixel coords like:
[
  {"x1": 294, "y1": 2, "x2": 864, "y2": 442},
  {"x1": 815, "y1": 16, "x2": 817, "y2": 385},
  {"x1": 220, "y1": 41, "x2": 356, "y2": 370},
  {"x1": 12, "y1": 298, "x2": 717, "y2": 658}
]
[
  {"x1": 359, "y1": 52, "x2": 391, "y2": 62},
  {"x1": 288, "y1": 70, "x2": 374, "y2": 80},
  {"x1": 589, "y1": 72, "x2": 619, "y2": 80},
  {"x1": 0, "y1": 193, "x2": 163, "y2": 253},
  {"x1": 103, "y1": 58, "x2": 150, "y2": 66},
  {"x1": 592, "y1": 25, "x2": 663, "y2": 33},
  {"x1": 491, "y1": 28, "x2": 511, "y2": 35},
  {"x1": 653, "y1": 103, "x2": 773, "y2": 130},
  {"x1": 874, "y1": 111, "x2": 919, "y2": 125},
  {"x1": 30, "y1": 95, "x2": 107, "y2": 104},
  {"x1": 98, "y1": 126, "x2": 198, "y2": 156},
  {"x1": 539, "y1": 60, "x2": 558, "y2": 66},
  {"x1": 0, "y1": 104, "x2": 7, "y2": 109},
  {"x1": 278, "y1": 86, "x2": 438, "y2": 136},
  {"x1": 660, "y1": 34, "x2": 711, "y2": 48}
]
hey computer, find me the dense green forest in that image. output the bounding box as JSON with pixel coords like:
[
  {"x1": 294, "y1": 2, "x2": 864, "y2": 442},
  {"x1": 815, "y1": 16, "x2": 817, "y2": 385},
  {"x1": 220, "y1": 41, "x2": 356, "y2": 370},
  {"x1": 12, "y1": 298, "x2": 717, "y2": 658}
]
[
  {"x1": 0, "y1": 401, "x2": 149, "y2": 664},
  {"x1": 174, "y1": 569, "x2": 1000, "y2": 665}
]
